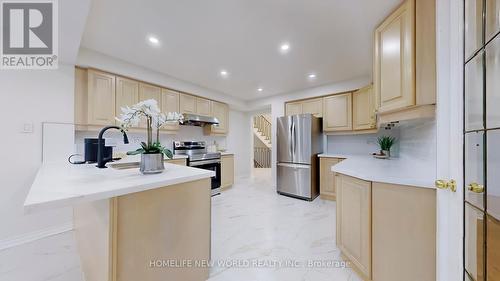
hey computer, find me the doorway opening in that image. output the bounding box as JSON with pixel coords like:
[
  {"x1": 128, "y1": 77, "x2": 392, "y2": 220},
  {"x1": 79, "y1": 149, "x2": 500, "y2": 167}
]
[{"x1": 252, "y1": 113, "x2": 272, "y2": 180}]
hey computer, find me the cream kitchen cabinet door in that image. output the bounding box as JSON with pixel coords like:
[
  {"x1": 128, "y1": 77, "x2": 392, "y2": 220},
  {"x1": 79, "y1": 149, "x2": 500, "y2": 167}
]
[
  {"x1": 302, "y1": 98, "x2": 323, "y2": 117},
  {"x1": 323, "y1": 93, "x2": 352, "y2": 132},
  {"x1": 87, "y1": 69, "x2": 116, "y2": 125},
  {"x1": 180, "y1": 94, "x2": 196, "y2": 114},
  {"x1": 353, "y1": 85, "x2": 377, "y2": 130},
  {"x1": 374, "y1": 0, "x2": 415, "y2": 113},
  {"x1": 161, "y1": 89, "x2": 180, "y2": 132},
  {"x1": 138, "y1": 83, "x2": 161, "y2": 128},
  {"x1": 205, "y1": 101, "x2": 229, "y2": 135},
  {"x1": 221, "y1": 155, "x2": 234, "y2": 188},
  {"x1": 320, "y1": 157, "x2": 341, "y2": 200},
  {"x1": 139, "y1": 83, "x2": 161, "y2": 103},
  {"x1": 196, "y1": 97, "x2": 212, "y2": 116},
  {"x1": 336, "y1": 174, "x2": 372, "y2": 280},
  {"x1": 115, "y1": 77, "x2": 139, "y2": 123},
  {"x1": 285, "y1": 102, "x2": 302, "y2": 116}
]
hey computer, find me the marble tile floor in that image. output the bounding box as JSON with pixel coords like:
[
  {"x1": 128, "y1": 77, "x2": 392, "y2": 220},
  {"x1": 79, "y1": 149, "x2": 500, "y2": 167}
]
[{"x1": 0, "y1": 168, "x2": 361, "y2": 281}]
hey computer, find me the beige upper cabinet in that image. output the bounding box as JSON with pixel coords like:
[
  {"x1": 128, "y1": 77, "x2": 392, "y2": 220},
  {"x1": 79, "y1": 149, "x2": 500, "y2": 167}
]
[
  {"x1": 139, "y1": 83, "x2": 161, "y2": 104},
  {"x1": 374, "y1": 0, "x2": 436, "y2": 121},
  {"x1": 196, "y1": 97, "x2": 212, "y2": 116},
  {"x1": 302, "y1": 98, "x2": 323, "y2": 117},
  {"x1": 336, "y1": 174, "x2": 372, "y2": 280},
  {"x1": 205, "y1": 101, "x2": 229, "y2": 135},
  {"x1": 161, "y1": 89, "x2": 180, "y2": 132},
  {"x1": 180, "y1": 94, "x2": 196, "y2": 114},
  {"x1": 75, "y1": 67, "x2": 88, "y2": 125},
  {"x1": 353, "y1": 85, "x2": 376, "y2": 130},
  {"x1": 138, "y1": 83, "x2": 161, "y2": 128},
  {"x1": 374, "y1": 0, "x2": 415, "y2": 113},
  {"x1": 285, "y1": 102, "x2": 302, "y2": 116},
  {"x1": 87, "y1": 69, "x2": 116, "y2": 125},
  {"x1": 323, "y1": 93, "x2": 352, "y2": 132},
  {"x1": 115, "y1": 77, "x2": 139, "y2": 124}
]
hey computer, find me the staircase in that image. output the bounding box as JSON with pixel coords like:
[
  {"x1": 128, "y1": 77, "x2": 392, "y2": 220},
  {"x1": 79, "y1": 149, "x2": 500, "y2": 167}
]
[{"x1": 253, "y1": 115, "x2": 272, "y2": 168}]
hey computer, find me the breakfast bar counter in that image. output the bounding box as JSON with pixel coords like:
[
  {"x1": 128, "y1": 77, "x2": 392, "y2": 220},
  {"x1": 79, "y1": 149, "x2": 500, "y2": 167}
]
[{"x1": 24, "y1": 161, "x2": 214, "y2": 281}]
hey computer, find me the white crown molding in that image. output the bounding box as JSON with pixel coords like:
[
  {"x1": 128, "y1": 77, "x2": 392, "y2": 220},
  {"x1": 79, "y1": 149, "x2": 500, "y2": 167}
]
[{"x1": 0, "y1": 222, "x2": 73, "y2": 251}]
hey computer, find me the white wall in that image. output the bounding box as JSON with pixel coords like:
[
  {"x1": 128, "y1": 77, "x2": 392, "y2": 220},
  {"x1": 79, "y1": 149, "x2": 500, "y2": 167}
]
[
  {"x1": 0, "y1": 65, "x2": 75, "y2": 242},
  {"x1": 246, "y1": 76, "x2": 372, "y2": 186},
  {"x1": 77, "y1": 48, "x2": 247, "y2": 110}
]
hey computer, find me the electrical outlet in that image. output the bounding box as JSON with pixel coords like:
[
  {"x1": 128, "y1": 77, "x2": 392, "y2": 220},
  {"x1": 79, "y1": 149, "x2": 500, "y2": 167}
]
[{"x1": 22, "y1": 123, "x2": 33, "y2": 133}]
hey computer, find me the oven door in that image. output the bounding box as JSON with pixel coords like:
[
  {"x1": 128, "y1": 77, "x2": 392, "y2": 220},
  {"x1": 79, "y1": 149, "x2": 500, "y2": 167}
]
[{"x1": 189, "y1": 159, "x2": 221, "y2": 192}]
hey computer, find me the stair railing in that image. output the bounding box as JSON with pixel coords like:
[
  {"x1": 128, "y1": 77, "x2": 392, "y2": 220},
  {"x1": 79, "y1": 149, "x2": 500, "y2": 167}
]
[
  {"x1": 254, "y1": 147, "x2": 271, "y2": 168},
  {"x1": 253, "y1": 115, "x2": 271, "y2": 143}
]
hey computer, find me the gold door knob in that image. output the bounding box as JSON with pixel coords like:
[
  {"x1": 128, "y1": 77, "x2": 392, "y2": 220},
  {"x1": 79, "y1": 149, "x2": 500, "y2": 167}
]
[
  {"x1": 468, "y1": 182, "x2": 484, "y2": 193},
  {"x1": 435, "y1": 179, "x2": 457, "y2": 192}
]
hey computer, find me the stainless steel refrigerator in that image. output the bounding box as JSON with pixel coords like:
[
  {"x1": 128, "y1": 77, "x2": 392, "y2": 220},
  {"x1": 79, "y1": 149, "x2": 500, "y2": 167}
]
[{"x1": 276, "y1": 114, "x2": 323, "y2": 200}]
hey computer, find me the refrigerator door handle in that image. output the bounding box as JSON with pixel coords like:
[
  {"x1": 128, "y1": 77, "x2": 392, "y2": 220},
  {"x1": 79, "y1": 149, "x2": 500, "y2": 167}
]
[
  {"x1": 289, "y1": 118, "x2": 294, "y2": 158},
  {"x1": 277, "y1": 163, "x2": 310, "y2": 169},
  {"x1": 292, "y1": 121, "x2": 296, "y2": 157}
]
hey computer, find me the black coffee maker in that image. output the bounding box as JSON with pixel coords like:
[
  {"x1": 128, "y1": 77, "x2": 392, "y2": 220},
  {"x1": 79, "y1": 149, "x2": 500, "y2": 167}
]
[
  {"x1": 69, "y1": 138, "x2": 113, "y2": 164},
  {"x1": 84, "y1": 138, "x2": 113, "y2": 163}
]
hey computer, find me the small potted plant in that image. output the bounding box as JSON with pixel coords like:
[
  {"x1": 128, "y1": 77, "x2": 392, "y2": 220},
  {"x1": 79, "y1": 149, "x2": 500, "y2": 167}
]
[
  {"x1": 115, "y1": 99, "x2": 183, "y2": 174},
  {"x1": 376, "y1": 136, "x2": 396, "y2": 159}
]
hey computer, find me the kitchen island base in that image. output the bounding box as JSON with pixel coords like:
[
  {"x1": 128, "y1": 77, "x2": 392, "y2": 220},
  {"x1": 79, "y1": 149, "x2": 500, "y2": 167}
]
[{"x1": 74, "y1": 178, "x2": 211, "y2": 281}]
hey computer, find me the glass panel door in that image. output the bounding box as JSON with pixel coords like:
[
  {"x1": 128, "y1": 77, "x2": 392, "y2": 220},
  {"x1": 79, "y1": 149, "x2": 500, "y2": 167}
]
[{"x1": 465, "y1": 0, "x2": 500, "y2": 279}]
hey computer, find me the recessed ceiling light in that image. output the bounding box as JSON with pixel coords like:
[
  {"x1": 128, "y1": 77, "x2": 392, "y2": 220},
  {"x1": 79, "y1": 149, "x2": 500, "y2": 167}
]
[
  {"x1": 257, "y1": 88, "x2": 263, "y2": 92},
  {"x1": 220, "y1": 70, "x2": 229, "y2": 77},
  {"x1": 280, "y1": 43, "x2": 290, "y2": 53},
  {"x1": 148, "y1": 36, "x2": 160, "y2": 45},
  {"x1": 308, "y1": 73, "x2": 317, "y2": 79}
]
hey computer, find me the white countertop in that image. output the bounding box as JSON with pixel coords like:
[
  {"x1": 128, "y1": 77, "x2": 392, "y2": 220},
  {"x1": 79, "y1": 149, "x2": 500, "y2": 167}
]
[
  {"x1": 220, "y1": 151, "x2": 234, "y2": 156},
  {"x1": 24, "y1": 161, "x2": 215, "y2": 212},
  {"x1": 320, "y1": 153, "x2": 436, "y2": 189},
  {"x1": 113, "y1": 154, "x2": 188, "y2": 164}
]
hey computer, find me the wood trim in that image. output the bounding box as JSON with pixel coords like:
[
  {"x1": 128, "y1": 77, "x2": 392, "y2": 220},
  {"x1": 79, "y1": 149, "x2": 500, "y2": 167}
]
[
  {"x1": 325, "y1": 128, "x2": 378, "y2": 136},
  {"x1": 377, "y1": 104, "x2": 435, "y2": 125}
]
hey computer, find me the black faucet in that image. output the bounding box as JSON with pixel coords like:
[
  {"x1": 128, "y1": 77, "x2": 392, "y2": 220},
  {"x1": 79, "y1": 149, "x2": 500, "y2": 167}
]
[{"x1": 96, "y1": 126, "x2": 129, "y2": 168}]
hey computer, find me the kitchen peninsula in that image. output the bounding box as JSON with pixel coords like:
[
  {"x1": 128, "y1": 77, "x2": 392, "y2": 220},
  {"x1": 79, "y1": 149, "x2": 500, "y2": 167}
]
[{"x1": 24, "y1": 161, "x2": 214, "y2": 281}]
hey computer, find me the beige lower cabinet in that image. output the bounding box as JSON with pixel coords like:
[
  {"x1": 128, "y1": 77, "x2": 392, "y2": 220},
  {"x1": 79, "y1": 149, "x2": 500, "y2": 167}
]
[
  {"x1": 372, "y1": 182, "x2": 436, "y2": 281},
  {"x1": 221, "y1": 154, "x2": 234, "y2": 188},
  {"x1": 74, "y1": 178, "x2": 211, "y2": 281},
  {"x1": 353, "y1": 85, "x2": 376, "y2": 131},
  {"x1": 319, "y1": 157, "x2": 343, "y2": 200},
  {"x1": 323, "y1": 93, "x2": 353, "y2": 132},
  {"x1": 335, "y1": 173, "x2": 437, "y2": 281},
  {"x1": 335, "y1": 174, "x2": 372, "y2": 280}
]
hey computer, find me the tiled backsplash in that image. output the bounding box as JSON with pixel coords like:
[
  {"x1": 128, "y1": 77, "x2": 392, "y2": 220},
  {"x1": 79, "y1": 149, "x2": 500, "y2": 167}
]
[
  {"x1": 75, "y1": 125, "x2": 226, "y2": 155},
  {"x1": 326, "y1": 127, "x2": 400, "y2": 156},
  {"x1": 326, "y1": 118, "x2": 437, "y2": 165}
]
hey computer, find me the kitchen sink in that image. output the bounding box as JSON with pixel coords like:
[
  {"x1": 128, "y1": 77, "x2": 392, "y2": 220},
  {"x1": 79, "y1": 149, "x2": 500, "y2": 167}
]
[{"x1": 109, "y1": 162, "x2": 139, "y2": 170}]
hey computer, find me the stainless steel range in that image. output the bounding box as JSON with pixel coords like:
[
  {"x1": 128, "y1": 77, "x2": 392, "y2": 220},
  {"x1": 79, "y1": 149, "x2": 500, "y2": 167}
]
[{"x1": 173, "y1": 141, "x2": 221, "y2": 196}]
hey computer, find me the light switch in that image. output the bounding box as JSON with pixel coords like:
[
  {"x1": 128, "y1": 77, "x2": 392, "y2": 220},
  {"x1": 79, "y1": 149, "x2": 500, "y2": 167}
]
[{"x1": 22, "y1": 123, "x2": 33, "y2": 133}]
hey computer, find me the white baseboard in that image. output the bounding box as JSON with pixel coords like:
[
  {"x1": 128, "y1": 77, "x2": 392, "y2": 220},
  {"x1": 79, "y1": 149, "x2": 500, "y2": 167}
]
[{"x1": 0, "y1": 222, "x2": 73, "y2": 251}]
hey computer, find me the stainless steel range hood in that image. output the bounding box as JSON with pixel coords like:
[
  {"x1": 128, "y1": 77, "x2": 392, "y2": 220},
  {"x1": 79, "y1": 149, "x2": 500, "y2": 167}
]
[{"x1": 181, "y1": 113, "x2": 219, "y2": 126}]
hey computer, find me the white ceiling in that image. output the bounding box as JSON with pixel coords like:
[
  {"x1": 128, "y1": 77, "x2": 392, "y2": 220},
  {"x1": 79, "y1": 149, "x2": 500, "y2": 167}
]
[{"x1": 81, "y1": 0, "x2": 401, "y2": 101}]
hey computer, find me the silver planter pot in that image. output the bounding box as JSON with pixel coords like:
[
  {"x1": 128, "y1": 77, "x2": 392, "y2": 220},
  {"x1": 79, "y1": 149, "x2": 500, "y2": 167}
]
[{"x1": 140, "y1": 153, "x2": 165, "y2": 174}]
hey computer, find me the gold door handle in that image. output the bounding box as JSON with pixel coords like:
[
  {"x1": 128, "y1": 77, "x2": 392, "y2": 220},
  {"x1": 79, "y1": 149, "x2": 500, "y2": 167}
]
[
  {"x1": 467, "y1": 183, "x2": 484, "y2": 193},
  {"x1": 435, "y1": 179, "x2": 457, "y2": 192}
]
